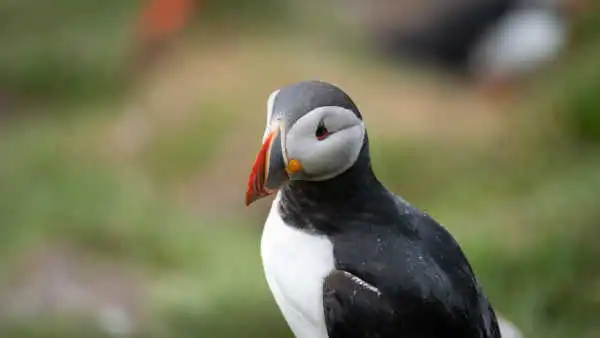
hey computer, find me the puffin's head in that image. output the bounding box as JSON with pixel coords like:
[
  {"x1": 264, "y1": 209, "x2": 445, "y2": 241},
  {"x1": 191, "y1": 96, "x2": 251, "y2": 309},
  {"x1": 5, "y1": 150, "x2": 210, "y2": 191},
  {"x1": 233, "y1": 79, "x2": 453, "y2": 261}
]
[{"x1": 245, "y1": 81, "x2": 366, "y2": 206}]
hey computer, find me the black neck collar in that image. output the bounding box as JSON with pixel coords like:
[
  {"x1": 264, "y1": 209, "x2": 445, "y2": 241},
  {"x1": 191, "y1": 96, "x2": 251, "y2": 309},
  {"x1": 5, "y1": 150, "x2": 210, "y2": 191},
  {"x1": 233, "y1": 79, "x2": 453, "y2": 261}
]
[{"x1": 277, "y1": 142, "x2": 395, "y2": 234}]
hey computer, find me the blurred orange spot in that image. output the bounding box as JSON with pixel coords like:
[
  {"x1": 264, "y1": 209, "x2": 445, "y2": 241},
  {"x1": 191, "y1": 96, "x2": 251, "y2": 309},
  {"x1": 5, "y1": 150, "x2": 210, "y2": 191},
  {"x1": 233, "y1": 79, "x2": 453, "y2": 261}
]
[
  {"x1": 138, "y1": 0, "x2": 199, "y2": 41},
  {"x1": 286, "y1": 159, "x2": 303, "y2": 175}
]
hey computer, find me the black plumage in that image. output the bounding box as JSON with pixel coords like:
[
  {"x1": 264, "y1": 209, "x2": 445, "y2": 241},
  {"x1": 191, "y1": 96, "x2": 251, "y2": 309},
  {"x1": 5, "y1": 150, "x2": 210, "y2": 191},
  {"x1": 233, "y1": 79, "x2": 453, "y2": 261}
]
[
  {"x1": 275, "y1": 81, "x2": 501, "y2": 338},
  {"x1": 376, "y1": 0, "x2": 516, "y2": 76}
]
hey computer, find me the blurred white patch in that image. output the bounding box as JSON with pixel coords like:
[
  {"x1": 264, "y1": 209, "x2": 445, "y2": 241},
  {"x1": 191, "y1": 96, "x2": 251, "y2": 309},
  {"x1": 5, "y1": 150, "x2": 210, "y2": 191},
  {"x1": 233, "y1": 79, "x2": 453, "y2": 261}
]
[
  {"x1": 343, "y1": 272, "x2": 382, "y2": 296},
  {"x1": 498, "y1": 316, "x2": 524, "y2": 338},
  {"x1": 470, "y1": 7, "x2": 567, "y2": 79},
  {"x1": 97, "y1": 305, "x2": 133, "y2": 337}
]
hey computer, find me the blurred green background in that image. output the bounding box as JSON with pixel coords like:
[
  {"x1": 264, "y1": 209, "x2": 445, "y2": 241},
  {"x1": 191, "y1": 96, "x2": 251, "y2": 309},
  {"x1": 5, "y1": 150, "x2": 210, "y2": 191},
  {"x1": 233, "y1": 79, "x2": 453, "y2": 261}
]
[{"x1": 0, "y1": 1, "x2": 599, "y2": 337}]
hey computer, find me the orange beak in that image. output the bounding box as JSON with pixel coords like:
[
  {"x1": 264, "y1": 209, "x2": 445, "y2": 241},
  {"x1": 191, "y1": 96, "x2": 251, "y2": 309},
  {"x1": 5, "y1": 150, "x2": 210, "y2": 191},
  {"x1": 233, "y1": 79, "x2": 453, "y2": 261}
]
[
  {"x1": 246, "y1": 129, "x2": 278, "y2": 206},
  {"x1": 245, "y1": 125, "x2": 302, "y2": 206}
]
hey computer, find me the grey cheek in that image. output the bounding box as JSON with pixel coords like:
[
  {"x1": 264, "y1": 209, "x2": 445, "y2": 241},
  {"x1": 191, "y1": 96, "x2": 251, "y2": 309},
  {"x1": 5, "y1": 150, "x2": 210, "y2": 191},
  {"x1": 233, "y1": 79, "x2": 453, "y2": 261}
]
[
  {"x1": 287, "y1": 137, "x2": 318, "y2": 165},
  {"x1": 298, "y1": 125, "x2": 364, "y2": 180},
  {"x1": 284, "y1": 135, "x2": 326, "y2": 179},
  {"x1": 329, "y1": 125, "x2": 365, "y2": 175}
]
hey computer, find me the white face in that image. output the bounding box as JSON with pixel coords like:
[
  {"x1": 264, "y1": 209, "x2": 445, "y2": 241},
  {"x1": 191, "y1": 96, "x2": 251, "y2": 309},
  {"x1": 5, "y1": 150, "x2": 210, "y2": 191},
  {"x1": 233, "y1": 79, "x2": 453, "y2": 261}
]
[
  {"x1": 266, "y1": 97, "x2": 365, "y2": 181},
  {"x1": 246, "y1": 83, "x2": 367, "y2": 206},
  {"x1": 285, "y1": 106, "x2": 365, "y2": 181}
]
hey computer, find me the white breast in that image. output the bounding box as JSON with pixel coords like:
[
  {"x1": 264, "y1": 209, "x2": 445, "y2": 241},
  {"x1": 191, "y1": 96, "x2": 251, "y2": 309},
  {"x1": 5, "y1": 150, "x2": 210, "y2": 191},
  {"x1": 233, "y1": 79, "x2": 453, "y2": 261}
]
[
  {"x1": 260, "y1": 195, "x2": 523, "y2": 338},
  {"x1": 260, "y1": 193, "x2": 335, "y2": 338}
]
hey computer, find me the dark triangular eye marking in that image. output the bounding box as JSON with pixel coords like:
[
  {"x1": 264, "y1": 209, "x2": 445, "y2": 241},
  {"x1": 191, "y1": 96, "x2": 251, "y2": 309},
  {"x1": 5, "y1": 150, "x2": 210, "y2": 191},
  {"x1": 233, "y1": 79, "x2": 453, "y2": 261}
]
[{"x1": 316, "y1": 121, "x2": 330, "y2": 140}]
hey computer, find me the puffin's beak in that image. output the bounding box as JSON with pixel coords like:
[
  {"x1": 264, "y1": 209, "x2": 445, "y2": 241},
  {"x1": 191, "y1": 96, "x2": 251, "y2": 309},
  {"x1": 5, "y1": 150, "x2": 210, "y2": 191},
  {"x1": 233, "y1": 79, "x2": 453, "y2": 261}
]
[{"x1": 246, "y1": 124, "x2": 300, "y2": 206}]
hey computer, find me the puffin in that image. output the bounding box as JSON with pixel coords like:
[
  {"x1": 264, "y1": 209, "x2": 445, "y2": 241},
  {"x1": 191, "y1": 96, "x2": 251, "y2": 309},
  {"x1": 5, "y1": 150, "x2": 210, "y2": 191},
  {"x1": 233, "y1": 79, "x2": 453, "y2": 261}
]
[
  {"x1": 373, "y1": 0, "x2": 587, "y2": 96},
  {"x1": 245, "y1": 80, "x2": 503, "y2": 338}
]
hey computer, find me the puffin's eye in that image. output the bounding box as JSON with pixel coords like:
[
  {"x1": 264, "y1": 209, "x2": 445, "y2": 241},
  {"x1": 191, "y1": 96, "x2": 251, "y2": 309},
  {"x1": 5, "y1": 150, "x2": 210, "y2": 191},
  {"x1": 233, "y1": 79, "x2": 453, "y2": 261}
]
[{"x1": 315, "y1": 121, "x2": 329, "y2": 140}]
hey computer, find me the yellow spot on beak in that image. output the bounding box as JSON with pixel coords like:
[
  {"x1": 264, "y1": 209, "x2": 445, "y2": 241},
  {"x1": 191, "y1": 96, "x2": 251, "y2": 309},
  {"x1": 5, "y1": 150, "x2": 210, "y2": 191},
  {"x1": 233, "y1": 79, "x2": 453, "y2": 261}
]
[{"x1": 286, "y1": 159, "x2": 302, "y2": 175}]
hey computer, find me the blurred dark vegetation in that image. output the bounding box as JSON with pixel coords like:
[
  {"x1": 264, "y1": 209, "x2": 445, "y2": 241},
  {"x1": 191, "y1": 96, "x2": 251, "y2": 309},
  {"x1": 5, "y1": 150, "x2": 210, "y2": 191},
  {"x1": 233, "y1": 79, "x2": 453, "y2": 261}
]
[{"x1": 0, "y1": 1, "x2": 599, "y2": 338}]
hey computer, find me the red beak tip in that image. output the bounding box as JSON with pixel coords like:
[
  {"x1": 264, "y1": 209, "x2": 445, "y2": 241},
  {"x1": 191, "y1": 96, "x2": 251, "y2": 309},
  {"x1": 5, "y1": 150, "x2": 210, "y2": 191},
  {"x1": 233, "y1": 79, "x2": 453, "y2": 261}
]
[
  {"x1": 244, "y1": 195, "x2": 253, "y2": 207},
  {"x1": 246, "y1": 129, "x2": 278, "y2": 208}
]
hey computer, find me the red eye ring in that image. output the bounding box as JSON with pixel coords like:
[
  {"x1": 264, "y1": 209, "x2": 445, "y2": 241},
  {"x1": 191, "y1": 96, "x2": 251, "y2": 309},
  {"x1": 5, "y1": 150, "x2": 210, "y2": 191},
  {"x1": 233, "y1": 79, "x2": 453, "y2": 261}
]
[{"x1": 316, "y1": 123, "x2": 329, "y2": 140}]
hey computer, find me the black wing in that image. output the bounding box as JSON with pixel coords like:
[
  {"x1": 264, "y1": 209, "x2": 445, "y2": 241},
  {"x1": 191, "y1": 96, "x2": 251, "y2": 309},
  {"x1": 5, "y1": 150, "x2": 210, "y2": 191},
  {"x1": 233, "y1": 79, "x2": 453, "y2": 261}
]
[
  {"x1": 323, "y1": 269, "x2": 501, "y2": 338},
  {"x1": 323, "y1": 270, "x2": 399, "y2": 338}
]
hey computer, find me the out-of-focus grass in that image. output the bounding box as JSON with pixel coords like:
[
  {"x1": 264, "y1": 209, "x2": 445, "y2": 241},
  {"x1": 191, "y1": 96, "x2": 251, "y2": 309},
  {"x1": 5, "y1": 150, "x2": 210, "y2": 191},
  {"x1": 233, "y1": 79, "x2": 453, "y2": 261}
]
[
  {"x1": 139, "y1": 102, "x2": 232, "y2": 187},
  {"x1": 0, "y1": 3, "x2": 599, "y2": 338},
  {"x1": 198, "y1": 0, "x2": 289, "y2": 24},
  {"x1": 476, "y1": 221, "x2": 600, "y2": 338},
  {"x1": 0, "y1": 319, "x2": 109, "y2": 338},
  {"x1": 0, "y1": 0, "x2": 140, "y2": 104},
  {"x1": 556, "y1": 42, "x2": 600, "y2": 144},
  {"x1": 0, "y1": 116, "x2": 290, "y2": 338}
]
